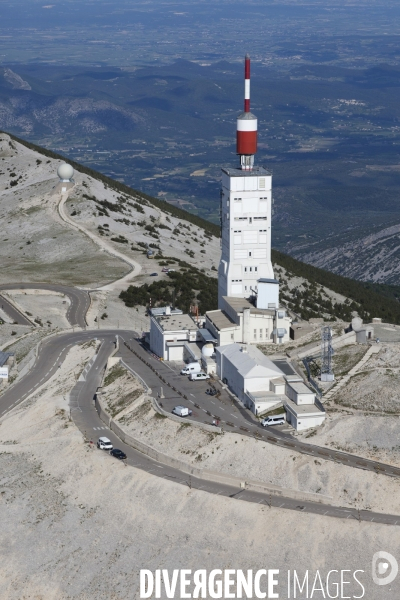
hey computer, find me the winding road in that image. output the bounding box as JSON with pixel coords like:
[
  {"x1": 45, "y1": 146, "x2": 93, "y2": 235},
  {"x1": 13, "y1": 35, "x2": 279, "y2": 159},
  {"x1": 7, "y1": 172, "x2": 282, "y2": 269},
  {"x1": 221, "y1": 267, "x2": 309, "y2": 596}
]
[
  {"x1": 0, "y1": 283, "x2": 90, "y2": 328},
  {"x1": 1, "y1": 324, "x2": 399, "y2": 526},
  {"x1": 0, "y1": 184, "x2": 399, "y2": 523}
]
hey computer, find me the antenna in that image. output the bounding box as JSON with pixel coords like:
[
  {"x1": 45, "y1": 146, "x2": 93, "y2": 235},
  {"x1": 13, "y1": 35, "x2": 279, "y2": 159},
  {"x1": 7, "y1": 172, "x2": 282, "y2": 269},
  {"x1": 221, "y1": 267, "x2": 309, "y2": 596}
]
[
  {"x1": 236, "y1": 54, "x2": 257, "y2": 171},
  {"x1": 244, "y1": 53, "x2": 251, "y2": 113},
  {"x1": 321, "y1": 326, "x2": 335, "y2": 382}
]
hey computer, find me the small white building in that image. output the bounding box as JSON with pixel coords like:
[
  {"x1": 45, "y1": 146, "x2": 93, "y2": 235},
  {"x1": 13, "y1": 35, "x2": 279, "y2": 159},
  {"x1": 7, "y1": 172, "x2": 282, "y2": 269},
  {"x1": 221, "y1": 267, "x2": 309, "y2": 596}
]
[
  {"x1": 150, "y1": 312, "x2": 198, "y2": 361},
  {"x1": 284, "y1": 399, "x2": 326, "y2": 432},
  {"x1": 216, "y1": 343, "x2": 286, "y2": 415},
  {"x1": 284, "y1": 380, "x2": 326, "y2": 431},
  {"x1": 285, "y1": 381, "x2": 316, "y2": 405},
  {"x1": 206, "y1": 296, "x2": 291, "y2": 346}
]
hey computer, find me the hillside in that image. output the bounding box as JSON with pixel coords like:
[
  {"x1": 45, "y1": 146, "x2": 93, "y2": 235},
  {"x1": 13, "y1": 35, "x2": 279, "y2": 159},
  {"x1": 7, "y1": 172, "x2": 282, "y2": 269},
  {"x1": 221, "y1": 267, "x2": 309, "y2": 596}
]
[
  {"x1": 2, "y1": 130, "x2": 400, "y2": 327},
  {"x1": 291, "y1": 221, "x2": 400, "y2": 286}
]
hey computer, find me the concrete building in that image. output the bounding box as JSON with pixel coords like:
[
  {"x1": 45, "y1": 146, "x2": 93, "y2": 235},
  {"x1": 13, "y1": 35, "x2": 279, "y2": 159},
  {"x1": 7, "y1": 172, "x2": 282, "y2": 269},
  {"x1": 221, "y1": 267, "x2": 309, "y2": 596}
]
[
  {"x1": 285, "y1": 381, "x2": 316, "y2": 406},
  {"x1": 216, "y1": 344, "x2": 286, "y2": 415},
  {"x1": 284, "y1": 400, "x2": 326, "y2": 432},
  {"x1": 290, "y1": 322, "x2": 314, "y2": 340},
  {"x1": 215, "y1": 54, "x2": 291, "y2": 342},
  {"x1": 0, "y1": 350, "x2": 14, "y2": 383},
  {"x1": 218, "y1": 166, "x2": 274, "y2": 303},
  {"x1": 349, "y1": 317, "x2": 374, "y2": 343},
  {"x1": 284, "y1": 380, "x2": 326, "y2": 431},
  {"x1": 150, "y1": 312, "x2": 198, "y2": 361},
  {"x1": 206, "y1": 296, "x2": 291, "y2": 346}
]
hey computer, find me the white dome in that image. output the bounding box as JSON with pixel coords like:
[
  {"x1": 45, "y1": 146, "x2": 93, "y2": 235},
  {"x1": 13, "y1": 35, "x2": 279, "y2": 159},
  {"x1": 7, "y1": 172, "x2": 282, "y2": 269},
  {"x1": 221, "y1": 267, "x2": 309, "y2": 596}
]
[
  {"x1": 202, "y1": 343, "x2": 214, "y2": 357},
  {"x1": 57, "y1": 163, "x2": 74, "y2": 181},
  {"x1": 352, "y1": 316, "x2": 363, "y2": 332}
]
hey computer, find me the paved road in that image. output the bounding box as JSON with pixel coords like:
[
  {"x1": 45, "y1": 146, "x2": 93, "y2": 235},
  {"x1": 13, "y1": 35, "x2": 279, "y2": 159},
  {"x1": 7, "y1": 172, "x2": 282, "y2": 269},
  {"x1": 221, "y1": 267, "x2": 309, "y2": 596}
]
[
  {"x1": 0, "y1": 283, "x2": 90, "y2": 328},
  {"x1": 118, "y1": 337, "x2": 400, "y2": 480},
  {"x1": 68, "y1": 338, "x2": 400, "y2": 526},
  {"x1": 1, "y1": 328, "x2": 399, "y2": 524},
  {"x1": 2, "y1": 281, "x2": 400, "y2": 481},
  {"x1": 0, "y1": 293, "x2": 32, "y2": 326}
]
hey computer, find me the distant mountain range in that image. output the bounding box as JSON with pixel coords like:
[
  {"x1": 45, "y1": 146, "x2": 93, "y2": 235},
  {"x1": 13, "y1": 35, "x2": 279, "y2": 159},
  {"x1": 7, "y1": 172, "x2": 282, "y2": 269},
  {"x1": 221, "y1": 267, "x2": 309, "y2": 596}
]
[
  {"x1": 2, "y1": 59, "x2": 400, "y2": 285},
  {"x1": 7, "y1": 131, "x2": 400, "y2": 325}
]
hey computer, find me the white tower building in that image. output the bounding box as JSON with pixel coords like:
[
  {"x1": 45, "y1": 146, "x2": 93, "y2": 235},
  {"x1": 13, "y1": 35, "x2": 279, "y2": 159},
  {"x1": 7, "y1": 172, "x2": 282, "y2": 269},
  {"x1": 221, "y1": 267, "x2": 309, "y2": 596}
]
[
  {"x1": 218, "y1": 166, "x2": 274, "y2": 303},
  {"x1": 218, "y1": 54, "x2": 275, "y2": 307},
  {"x1": 206, "y1": 55, "x2": 291, "y2": 345}
]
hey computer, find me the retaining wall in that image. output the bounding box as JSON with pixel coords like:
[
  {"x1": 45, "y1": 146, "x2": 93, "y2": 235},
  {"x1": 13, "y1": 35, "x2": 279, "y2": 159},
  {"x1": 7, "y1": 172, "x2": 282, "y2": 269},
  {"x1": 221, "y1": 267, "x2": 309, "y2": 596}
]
[{"x1": 94, "y1": 394, "x2": 332, "y2": 505}]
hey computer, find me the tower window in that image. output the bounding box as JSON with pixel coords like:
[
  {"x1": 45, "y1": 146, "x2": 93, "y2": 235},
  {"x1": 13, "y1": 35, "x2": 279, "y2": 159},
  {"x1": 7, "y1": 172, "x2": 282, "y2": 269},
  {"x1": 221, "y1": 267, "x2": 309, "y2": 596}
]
[
  {"x1": 259, "y1": 329, "x2": 263, "y2": 339},
  {"x1": 249, "y1": 252, "x2": 252, "y2": 257},
  {"x1": 244, "y1": 267, "x2": 247, "y2": 272},
  {"x1": 249, "y1": 267, "x2": 252, "y2": 272},
  {"x1": 254, "y1": 329, "x2": 257, "y2": 340},
  {"x1": 255, "y1": 267, "x2": 258, "y2": 272}
]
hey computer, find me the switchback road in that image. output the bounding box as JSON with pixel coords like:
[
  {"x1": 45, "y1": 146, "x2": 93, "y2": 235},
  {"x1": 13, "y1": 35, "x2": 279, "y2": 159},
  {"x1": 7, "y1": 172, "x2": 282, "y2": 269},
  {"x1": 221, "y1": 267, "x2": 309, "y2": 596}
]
[
  {"x1": 67, "y1": 337, "x2": 400, "y2": 526},
  {"x1": 1, "y1": 328, "x2": 400, "y2": 524},
  {"x1": 0, "y1": 283, "x2": 90, "y2": 327}
]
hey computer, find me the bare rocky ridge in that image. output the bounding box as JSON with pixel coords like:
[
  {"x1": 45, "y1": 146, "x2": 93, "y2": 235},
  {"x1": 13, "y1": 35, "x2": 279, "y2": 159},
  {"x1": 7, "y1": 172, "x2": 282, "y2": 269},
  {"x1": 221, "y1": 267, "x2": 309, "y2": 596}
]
[
  {"x1": 0, "y1": 349, "x2": 399, "y2": 599},
  {"x1": 101, "y1": 364, "x2": 400, "y2": 514},
  {"x1": 294, "y1": 222, "x2": 400, "y2": 284},
  {"x1": 1, "y1": 133, "x2": 400, "y2": 597},
  {"x1": 0, "y1": 132, "x2": 220, "y2": 288}
]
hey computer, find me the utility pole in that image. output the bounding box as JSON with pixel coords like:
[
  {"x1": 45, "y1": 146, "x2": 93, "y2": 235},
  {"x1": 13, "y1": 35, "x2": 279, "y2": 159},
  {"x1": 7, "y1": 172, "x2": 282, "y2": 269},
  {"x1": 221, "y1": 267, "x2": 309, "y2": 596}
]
[{"x1": 321, "y1": 326, "x2": 334, "y2": 382}]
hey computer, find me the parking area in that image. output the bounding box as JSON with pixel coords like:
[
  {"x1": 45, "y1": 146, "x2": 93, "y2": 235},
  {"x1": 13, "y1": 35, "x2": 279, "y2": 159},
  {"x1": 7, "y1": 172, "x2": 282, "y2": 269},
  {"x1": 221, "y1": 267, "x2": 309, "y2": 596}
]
[{"x1": 119, "y1": 339, "x2": 298, "y2": 438}]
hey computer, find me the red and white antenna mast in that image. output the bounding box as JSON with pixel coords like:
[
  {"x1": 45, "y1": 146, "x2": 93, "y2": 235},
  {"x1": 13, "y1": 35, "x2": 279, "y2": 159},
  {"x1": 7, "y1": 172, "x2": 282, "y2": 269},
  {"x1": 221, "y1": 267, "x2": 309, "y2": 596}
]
[{"x1": 236, "y1": 53, "x2": 257, "y2": 170}]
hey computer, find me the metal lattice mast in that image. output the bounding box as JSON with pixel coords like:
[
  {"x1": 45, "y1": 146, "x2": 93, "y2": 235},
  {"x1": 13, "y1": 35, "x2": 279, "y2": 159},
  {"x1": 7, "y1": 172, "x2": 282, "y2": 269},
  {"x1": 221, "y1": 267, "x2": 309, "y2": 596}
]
[{"x1": 321, "y1": 326, "x2": 334, "y2": 381}]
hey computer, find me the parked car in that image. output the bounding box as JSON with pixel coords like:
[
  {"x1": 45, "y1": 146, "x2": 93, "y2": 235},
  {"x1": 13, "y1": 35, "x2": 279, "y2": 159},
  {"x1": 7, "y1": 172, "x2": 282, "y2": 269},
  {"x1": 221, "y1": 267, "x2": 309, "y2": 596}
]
[
  {"x1": 261, "y1": 415, "x2": 286, "y2": 427},
  {"x1": 150, "y1": 272, "x2": 158, "y2": 277},
  {"x1": 110, "y1": 448, "x2": 127, "y2": 460},
  {"x1": 161, "y1": 267, "x2": 169, "y2": 272},
  {"x1": 180, "y1": 362, "x2": 201, "y2": 375},
  {"x1": 189, "y1": 371, "x2": 210, "y2": 382},
  {"x1": 172, "y1": 406, "x2": 193, "y2": 417},
  {"x1": 206, "y1": 388, "x2": 217, "y2": 396},
  {"x1": 97, "y1": 436, "x2": 113, "y2": 450}
]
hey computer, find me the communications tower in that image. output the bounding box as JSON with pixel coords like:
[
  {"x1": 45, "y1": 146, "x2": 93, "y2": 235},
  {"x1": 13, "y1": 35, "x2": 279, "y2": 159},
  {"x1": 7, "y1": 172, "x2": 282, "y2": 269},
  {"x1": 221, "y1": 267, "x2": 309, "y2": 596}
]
[{"x1": 218, "y1": 54, "x2": 276, "y2": 308}]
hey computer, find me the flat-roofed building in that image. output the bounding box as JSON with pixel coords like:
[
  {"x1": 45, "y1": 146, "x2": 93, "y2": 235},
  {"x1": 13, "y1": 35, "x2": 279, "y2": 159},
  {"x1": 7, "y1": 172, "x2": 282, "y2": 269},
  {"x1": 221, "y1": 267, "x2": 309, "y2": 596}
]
[
  {"x1": 205, "y1": 296, "x2": 291, "y2": 346},
  {"x1": 284, "y1": 398, "x2": 326, "y2": 431},
  {"x1": 283, "y1": 380, "x2": 326, "y2": 431},
  {"x1": 150, "y1": 313, "x2": 198, "y2": 361}
]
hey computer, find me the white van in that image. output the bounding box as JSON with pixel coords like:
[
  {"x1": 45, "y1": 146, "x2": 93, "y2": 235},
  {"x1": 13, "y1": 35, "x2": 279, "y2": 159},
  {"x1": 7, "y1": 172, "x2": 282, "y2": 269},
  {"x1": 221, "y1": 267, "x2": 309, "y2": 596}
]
[
  {"x1": 181, "y1": 362, "x2": 201, "y2": 376},
  {"x1": 172, "y1": 406, "x2": 193, "y2": 417},
  {"x1": 189, "y1": 371, "x2": 210, "y2": 382},
  {"x1": 261, "y1": 415, "x2": 286, "y2": 427},
  {"x1": 97, "y1": 436, "x2": 113, "y2": 450}
]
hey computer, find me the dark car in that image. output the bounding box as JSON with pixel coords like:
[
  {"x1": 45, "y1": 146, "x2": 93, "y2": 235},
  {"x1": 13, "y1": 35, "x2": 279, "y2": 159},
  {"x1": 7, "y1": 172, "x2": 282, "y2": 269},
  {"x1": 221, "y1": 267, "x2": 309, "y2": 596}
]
[
  {"x1": 110, "y1": 448, "x2": 127, "y2": 460},
  {"x1": 150, "y1": 272, "x2": 158, "y2": 277}
]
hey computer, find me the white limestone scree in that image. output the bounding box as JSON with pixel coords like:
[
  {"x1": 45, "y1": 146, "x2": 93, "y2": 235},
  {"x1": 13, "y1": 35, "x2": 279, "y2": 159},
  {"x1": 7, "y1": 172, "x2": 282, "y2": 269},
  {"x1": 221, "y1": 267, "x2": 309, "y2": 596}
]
[{"x1": 218, "y1": 166, "x2": 274, "y2": 306}]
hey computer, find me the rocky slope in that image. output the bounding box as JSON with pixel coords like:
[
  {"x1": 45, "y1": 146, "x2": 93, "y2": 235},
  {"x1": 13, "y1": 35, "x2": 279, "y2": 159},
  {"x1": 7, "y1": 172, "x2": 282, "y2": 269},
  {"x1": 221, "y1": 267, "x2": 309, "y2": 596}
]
[
  {"x1": 294, "y1": 221, "x2": 400, "y2": 285},
  {"x1": 0, "y1": 347, "x2": 398, "y2": 599}
]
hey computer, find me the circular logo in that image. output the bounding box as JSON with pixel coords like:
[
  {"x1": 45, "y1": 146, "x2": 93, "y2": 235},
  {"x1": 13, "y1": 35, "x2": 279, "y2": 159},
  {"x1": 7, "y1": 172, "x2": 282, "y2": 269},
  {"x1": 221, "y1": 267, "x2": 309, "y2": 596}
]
[{"x1": 372, "y1": 552, "x2": 398, "y2": 586}]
